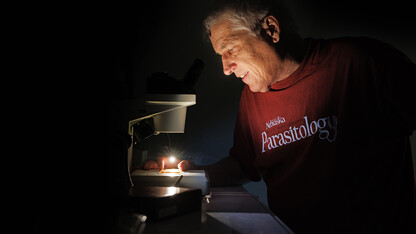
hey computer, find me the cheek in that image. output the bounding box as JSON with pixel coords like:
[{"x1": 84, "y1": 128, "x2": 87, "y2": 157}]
[
  {"x1": 243, "y1": 55, "x2": 266, "y2": 75},
  {"x1": 248, "y1": 60, "x2": 271, "y2": 82},
  {"x1": 238, "y1": 48, "x2": 272, "y2": 82}
]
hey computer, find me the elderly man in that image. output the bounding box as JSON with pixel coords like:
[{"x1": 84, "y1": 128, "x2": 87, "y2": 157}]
[{"x1": 146, "y1": 0, "x2": 416, "y2": 233}]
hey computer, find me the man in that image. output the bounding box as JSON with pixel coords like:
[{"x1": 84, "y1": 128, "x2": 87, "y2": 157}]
[{"x1": 146, "y1": 0, "x2": 416, "y2": 233}]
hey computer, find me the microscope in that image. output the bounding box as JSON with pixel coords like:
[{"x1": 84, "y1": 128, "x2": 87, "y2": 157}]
[{"x1": 115, "y1": 59, "x2": 210, "y2": 223}]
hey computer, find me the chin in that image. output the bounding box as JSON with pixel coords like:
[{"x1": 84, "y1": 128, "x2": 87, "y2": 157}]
[{"x1": 248, "y1": 85, "x2": 269, "y2": 93}]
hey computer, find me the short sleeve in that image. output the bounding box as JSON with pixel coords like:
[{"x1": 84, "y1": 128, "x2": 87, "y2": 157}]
[
  {"x1": 362, "y1": 38, "x2": 416, "y2": 135},
  {"x1": 343, "y1": 37, "x2": 416, "y2": 138}
]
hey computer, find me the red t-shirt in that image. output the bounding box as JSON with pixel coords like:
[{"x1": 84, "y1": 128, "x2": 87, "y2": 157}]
[{"x1": 230, "y1": 37, "x2": 416, "y2": 233}]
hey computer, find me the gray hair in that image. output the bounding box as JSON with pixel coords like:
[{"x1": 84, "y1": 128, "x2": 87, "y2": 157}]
[
  {"x1": 203, "y1": 0, "x2": 297, "y2": 41},
  {"x1": 203, "y1": 2, "x2": 269, "y2": 37}
]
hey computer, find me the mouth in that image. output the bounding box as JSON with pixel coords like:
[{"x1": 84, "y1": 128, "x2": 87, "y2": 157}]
[{"x1": 239, "y1": 71, "x2": 249, "y2": 81}]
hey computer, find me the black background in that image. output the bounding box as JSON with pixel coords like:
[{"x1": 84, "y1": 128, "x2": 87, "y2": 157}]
[{"x1": 28, "y1": 0, "x2": 415, "y2": 233}]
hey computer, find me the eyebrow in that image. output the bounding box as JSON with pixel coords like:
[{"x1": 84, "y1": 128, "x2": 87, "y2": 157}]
[
  {"x1": 216, "y1": 38, "x2": 235, "y2": 55},
  {"x1": 212, "y1": 31, "x2": 243, "y2": 55},
  {"x1": 218, "y1": 43, "x2": 229, "y2": 54}
]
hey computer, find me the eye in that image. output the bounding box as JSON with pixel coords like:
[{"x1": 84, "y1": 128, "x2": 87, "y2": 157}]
[{"x1": 227, "y1": 47, "x2": 234, "y2": 54}]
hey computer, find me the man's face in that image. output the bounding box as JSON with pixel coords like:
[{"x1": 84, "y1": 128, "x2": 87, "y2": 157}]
[{"x1": 209, "y1": 21, "x2": 280, "y2": 92}]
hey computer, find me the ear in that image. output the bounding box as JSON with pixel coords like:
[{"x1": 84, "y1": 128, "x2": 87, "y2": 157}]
[{"x1": 262, "y1": 15, "x2": 280, "y2": 43}]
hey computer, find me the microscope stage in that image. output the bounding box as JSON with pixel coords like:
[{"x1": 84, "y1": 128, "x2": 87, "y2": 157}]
[{"x1": 131, "y1": 169, "x2": 210, "y2": 195}]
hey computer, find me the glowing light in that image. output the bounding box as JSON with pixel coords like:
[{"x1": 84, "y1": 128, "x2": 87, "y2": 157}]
[{"x1": 169, "y1": 156, "x2": 176, "y2": 163}]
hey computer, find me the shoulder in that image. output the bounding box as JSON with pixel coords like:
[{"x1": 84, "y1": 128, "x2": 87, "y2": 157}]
[
  {"x1": 317, "y1": 37, "x2": 404, "y2": 58},
  {"x1": 310, "y1": 37, "x2": 409, "y2": 66},
  {"x1": 324, "y1": 37, "x2": 381, "y2": 47}
]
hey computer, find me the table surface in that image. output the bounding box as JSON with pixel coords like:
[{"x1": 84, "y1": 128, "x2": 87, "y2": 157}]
[{"x1": 139, "y1": 186, "x2": 294, "y2": 234}]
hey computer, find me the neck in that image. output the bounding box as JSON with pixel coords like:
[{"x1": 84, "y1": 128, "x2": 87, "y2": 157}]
[
  {"x1": 276, "y1": 57, "x2": 300, "y2": 82},
  {"x1": 274, "y1": 33, "x2": 308, "y2": 82}
]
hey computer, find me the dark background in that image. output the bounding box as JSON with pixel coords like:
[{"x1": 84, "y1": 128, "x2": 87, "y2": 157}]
[
  {"x1": 24, "y1": 1, "x2": 415, "y2": 233},
  {"x1": 106, "y1": 0, "x2": 415, "y2": 206}
]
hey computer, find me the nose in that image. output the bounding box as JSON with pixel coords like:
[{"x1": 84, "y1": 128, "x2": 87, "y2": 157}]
[{"x1": 222, "y1": 56, "x2": 237, "y2": 76}]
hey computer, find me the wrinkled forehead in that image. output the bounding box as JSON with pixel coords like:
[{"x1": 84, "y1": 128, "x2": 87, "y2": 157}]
[{"x1": 209, "y1": 21, "x2": 249, "y2": 54}]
